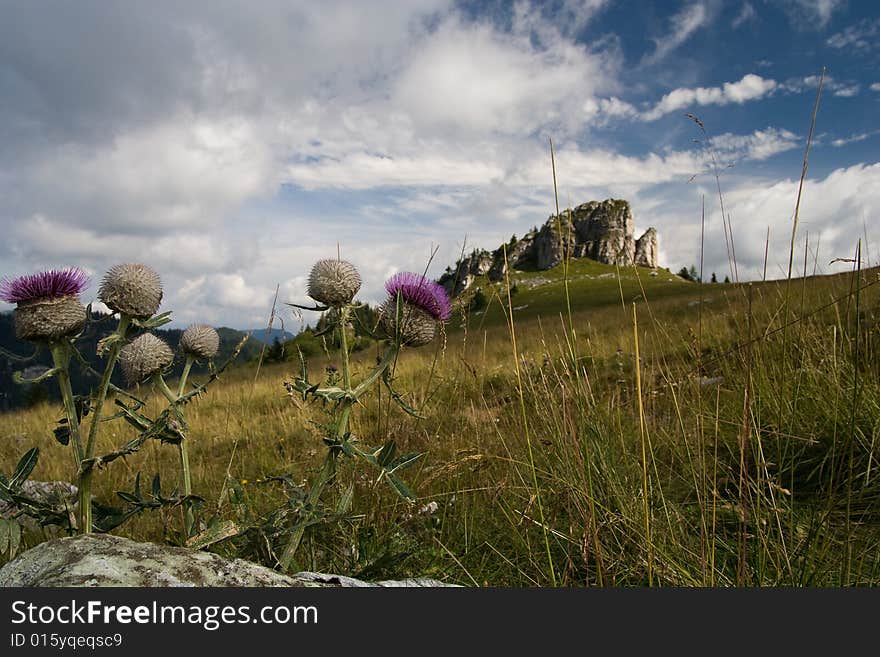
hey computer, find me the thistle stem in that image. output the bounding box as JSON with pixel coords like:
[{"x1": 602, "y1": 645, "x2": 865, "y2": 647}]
[
  {"x1": 49, "y1": 343, "x2": 89, "y2": 533},
  {"x1": 280, "y1": 306, "x2": 360, "y2": 571},
  {"x1": 278, "y1": 443, "x2": 341, "y2": 572},
  {"x1": 79, "y1": 314, "x2": 130, "y2": 535},
  {"x1": 339, "y1": 306, "x2": 352, "y2": 390},
  {"x1": 85, "y1": 315, "x2": 130, "y2": 458},
  {"x1": 157, "y1": 373, "x2": 195, "y2": 538},
  {"x1": 49, "y1": 344, "x2": 84, "y2": 465},
  {"x1": 178, "y1": 436, "x2": 195, "y2": 538},
  {"x1": 178, "y1": 355, "x2": 195, "y2": 398}
]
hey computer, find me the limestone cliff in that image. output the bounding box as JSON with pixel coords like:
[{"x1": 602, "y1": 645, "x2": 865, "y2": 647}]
[{"x1": 438, "y1": 199, "x2": 658, "y2": 296}]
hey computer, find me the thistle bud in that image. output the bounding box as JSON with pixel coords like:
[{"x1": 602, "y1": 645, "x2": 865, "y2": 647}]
[
  {"x1": 98, "y1": 263, "x2": 163, "y2": 319},
  {"x1": 119, "y1": 333, "x2": 174, "y2": 384},
  {"x1": 179, "y1": 324, "x2": 220, "y2": 360},
  {"x1": 307, "y1": 259, "x2": 361, "y2": 307}
]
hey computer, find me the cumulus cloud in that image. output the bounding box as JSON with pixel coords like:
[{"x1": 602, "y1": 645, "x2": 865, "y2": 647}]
[
  {"x1": 710, "y1": 128, "x2": 800, "y2": 161},
  {"x1": 871, "y1": 83, "x2": 880, "y2": 92},
  {"x1": 641, "y1": 74, "x2": 777, "y2": 121},
  {"x1": 644, "y1": 163, "x2": 880, "y2": 282}
]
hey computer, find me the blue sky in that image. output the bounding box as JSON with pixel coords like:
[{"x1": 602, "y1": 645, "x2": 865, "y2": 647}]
[{"x1": 1, "y1": 0, "x2": 877, "y2": 330}]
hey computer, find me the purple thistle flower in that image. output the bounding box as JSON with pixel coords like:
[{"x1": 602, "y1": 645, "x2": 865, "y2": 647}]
[
  {"x1": 0, "y1": 268, "x2": 89, "y2": 304},
  {"x1": 384, "y1": 272, "x2": 452, "y2": 322}
]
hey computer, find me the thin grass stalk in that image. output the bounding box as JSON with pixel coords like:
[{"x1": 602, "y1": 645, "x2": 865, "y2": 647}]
[
  {"x1": 632, "y1": 303, "x2": 652, "y2": 586},
  {"x1": 503, "y1": 243, "x2": 557, "y2": 586},
  {"x1": 548, "y1": 137, "x2": 578, "y2": 368},
  {"x1": 845, "y1": 240, "x2": 862, "y2": 584},
  {"x1": 737, "y1": 285, "x2": 754, "y2": 585}
]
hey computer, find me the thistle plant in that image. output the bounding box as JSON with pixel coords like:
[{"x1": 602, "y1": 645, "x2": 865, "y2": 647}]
[
  {"x1": 0, "y1": 268, "x2": 90, "y2": 530},
  {"x1": 71, "y1": 263, "x2": 169, "y2": 533},
  {"x1": 0, "y1": 262, "x2": 237, "y2": 541},
  {"x1": 278, "y1": 261, "x2": 450, "y2": 571},
  {"x1": 120, "y1": 324, "x2": 221, "y2": 538}
]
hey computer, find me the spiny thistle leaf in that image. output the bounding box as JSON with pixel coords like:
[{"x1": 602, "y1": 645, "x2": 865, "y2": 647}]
[
  {"x1": 377, "y1": 440, "x2": 397, "y2": 468},
  {"x1": 9, "y1": 448, "x2": 39, "y2": 489},
  {"x1": 385, "y1": 472, "x2": 416, "y2": 501},
  {"x1": 390, "y1": 452, "x2": 424, "y2": 472},
  {"x1": 13, "y1": 367, "x2": 58, "y2": 385}
]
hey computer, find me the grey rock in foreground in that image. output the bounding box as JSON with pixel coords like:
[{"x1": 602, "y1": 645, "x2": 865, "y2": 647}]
[{"x1": 0, "y1": 534, "x2": 456, "y2": 587}]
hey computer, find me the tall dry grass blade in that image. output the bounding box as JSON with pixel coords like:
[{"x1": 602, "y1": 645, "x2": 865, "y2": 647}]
[
  {"x1": 633, "y1": 303, "x2": 652, "y2": 586},
  {"x1": 502, "y1": 243, "x2": 557, "y2": 586},
  {"x1": 786, "y1": 67, "x2": 825, "y2": 282},
  {"x1": 253, "y1": 284, "x2": 281, "y2": 386},
  {"x1": 845, "y1": 239, "x2": 862, "y2": 584},
  {"x1": 763, "y1": 226, "x2": 770, "y2": 282}
]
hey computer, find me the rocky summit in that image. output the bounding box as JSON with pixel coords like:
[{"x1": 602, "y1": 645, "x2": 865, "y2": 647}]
[{"x1": 438, "y1": 199, "x2": 658, "y2": 297}]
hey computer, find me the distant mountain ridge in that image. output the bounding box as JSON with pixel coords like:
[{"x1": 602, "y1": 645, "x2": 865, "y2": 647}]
[
  {"x1": 246, "y1": 328, "x2": 296, "y2": 345},
  {"x1": 438, "y1": 198, "x2": 658, "y2": 297}
]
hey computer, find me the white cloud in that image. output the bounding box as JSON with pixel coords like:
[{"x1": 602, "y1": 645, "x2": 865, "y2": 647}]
[
  {"x1": 732, "y1": 2, "x2": 757, "y2": 29},
  {"x1": 833, "y1": 84, "x2": 860, "y2": 98},
  {"x1": 641, "y1": 74, "x2": 777, "y2": 121},
  {"x1": 392, "y1": 14, "x2": 618, "y2": 137},
  {"x1": 643, "y1": 163, "x2": 880, "y2": 280},
  {"x1": 781, "y1": 0, "x2": 845, "y2": 30},
  {"x1": 710, "y1": 128, "x2": 800, "y2": 161},
  {"x1": 830, "y1": 130, "x2": 880, "y2": 147},
  {"x1": 871, "y1": 83, "x2": 880, "y2": 92},
  {"x1": 827, "y1": 17, "x2": 880, "y2": 50},
  {"x1": 553, "y1": 0, "x2": 612, "y2": 35},
  {"x1": 780, "y1": 75, "x2": 861, "y2": 98},
  {"x1": 643, "y1": 1, "x2": 711, "y2": 65}
]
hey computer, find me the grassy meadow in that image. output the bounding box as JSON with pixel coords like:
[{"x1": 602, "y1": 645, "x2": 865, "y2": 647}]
[{"x1": 1, "y1": 256, "x2": 879, "y2": 586}]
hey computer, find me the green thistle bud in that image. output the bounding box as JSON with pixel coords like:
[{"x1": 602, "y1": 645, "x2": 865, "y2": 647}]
[
  {"x1": 119, "y1": 333, "x2": 174, "y2": 384},
  {"x1": 179, "y1": 324, "x2": 220, "y2": 360},
  {"x1": 98, "y1": 263, "x2": 163, "y2": 319},
  {"x1": 307, "y1": 259, "x2": 361, "y2": 307}
]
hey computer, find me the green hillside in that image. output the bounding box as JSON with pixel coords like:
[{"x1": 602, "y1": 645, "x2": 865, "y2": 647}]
[{"x1": 449, "y1": 259, "x2": 694, "y2": 329}]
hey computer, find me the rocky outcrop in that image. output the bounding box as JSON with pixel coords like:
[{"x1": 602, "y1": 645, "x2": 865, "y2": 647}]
[
  {"x1": 634, "y1": 227, "x2": 658, "y2": 268},
  {"x1": 439, "y1": 199, "x2": 659, "y2": 297},
  {"x1": 0, "y1": 534, "x2": 457, "y2": 587},
  {"x1": 440, "y1": 249, "x2": 494, "y2": 296},
  {"x1": 571, "y1": 200, "x2": 636, "y2": 265}
]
